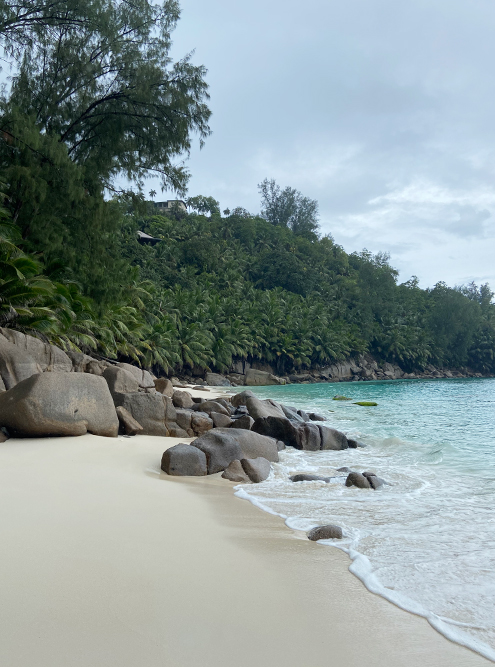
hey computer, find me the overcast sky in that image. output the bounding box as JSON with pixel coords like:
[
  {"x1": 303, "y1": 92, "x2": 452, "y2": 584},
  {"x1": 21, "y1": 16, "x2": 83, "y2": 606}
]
[{"x1": 161, "y1": 0, "x2": 495, "y2": 289}]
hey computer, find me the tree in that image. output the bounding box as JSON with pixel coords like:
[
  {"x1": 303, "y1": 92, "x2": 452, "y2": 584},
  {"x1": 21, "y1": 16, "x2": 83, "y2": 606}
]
[
  {"x1": 3, "y1": 0, "x2": 211, "y2": 194},
  {"x1": 258, "y1": 178, "x2": 319, "y2": 237}
]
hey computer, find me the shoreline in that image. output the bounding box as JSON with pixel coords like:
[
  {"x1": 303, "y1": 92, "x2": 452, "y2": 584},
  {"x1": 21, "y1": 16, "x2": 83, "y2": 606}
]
[{"x1": 0, "y1": 431, "x2": 491, "y2": 666}]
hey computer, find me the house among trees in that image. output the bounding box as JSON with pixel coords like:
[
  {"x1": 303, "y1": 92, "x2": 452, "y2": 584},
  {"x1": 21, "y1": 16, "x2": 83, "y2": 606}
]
[
  {"x1": 137, "y1": 231, "x2": 161, "y2": 245},
  {"x1": 154, "y1": 200, "x2": 187, "y2": 213}
]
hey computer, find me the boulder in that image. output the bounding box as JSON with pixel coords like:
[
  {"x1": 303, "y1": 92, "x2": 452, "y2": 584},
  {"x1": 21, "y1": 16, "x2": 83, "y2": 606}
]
[
  {"x1": 231, "y1": 414, "x2": 254, "y2": 430},
  {"x1": 205, "y1": 372, "x2": 231, "y2": 387},
  {"x1": 231, "y1": 390, "x2": 255, "y2": 408},
  {"x1": 345, "y1": 472, "x2": 371, "y2": 489},
  {"x1": 161, "y1": 444, "x2": 207, "y2": 476},
  {"x1": 154, "y1": 377, "x2": 174, "y2": 397},
  {"x1": 175, "y1": 409, "x2": 193, "y2": 432},
  {"x1": 103, "y1": 366, "x2": 140, "y2": 396},
  {"x1": 0, "y1": 334, "x2": 40, "y2": 390},
  {"x1": 295, "y1": 422, "x2": 321, "y2": 451},
  {"x1": 116, "y1": 362, "x2": 155, "y2": 389},
  {"x1": 221, "y1": 459, "x2": 251, "y2": 483},
  {"x1": 241, "y1": 457, "x2": 271, "y2": 483},
  {"x1": 337, "y1": 467, "x2": 352, "y2": 473},
  {"x1": 0, "y1": 431, "x2": 9, "y2": 443},
  {"x1": 0, "y1": 328, "x2": 72, "y2": 374},
  {"x1": 191, "y1": 412, "x2": 214, "y2": 435},
  {"x1": 252, "y1": 415, "x2": 300, "y2": 447},
  {"x1": 172, "y1": 390, "x2": 194, "y2": 409},
  {"x1": 309, "y1": 412, "x2": 326, "y2": 421},
  {"x1": 0, "y1": 373, "x2": 118, "y2": 437},
  {"x1": 116, "y1": 406, "x2": 143, "y2": 436},
  {"x1": 113, "y1": 392, "x2": 167, "y2": 436},
  {"x1": 210, "y1": 412, "x2": 233, "y2": 428},
  {"x1": 290, "y1": 473, "x2": 331, "y2": 483},
  {"x1": 307, "y1": 525, "x2": 343, "y2": 541},
  {"x1": 245, "y1": 369, "x2": 285, "y2": 386},
  {"x1": 192, "y1": 428, "x2": 279, "y2": 474},
  {"x1": 246, "y1": 396, "x2": 285, "y2": 420},
  {"x1": 362, "y1": 471, "x2": 385, "y2": 489},
  {"x1": 319, "y1": 426, "x2": 348, "y2": 450}
]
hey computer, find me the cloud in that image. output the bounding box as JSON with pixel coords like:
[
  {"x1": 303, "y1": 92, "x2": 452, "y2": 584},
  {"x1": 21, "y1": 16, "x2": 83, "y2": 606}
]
[{"x1": 150, "y1": 0, "x2": 495, "y2": 289}]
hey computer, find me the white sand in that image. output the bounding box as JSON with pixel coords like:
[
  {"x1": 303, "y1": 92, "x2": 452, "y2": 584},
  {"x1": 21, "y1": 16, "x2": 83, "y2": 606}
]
[{"x1": 0, "y1": 433, "x2": 491, "y2": 667}]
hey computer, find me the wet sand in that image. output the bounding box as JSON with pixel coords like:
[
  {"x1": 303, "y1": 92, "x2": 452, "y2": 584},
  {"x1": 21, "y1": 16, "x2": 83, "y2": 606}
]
[{"x1": 0, "y1": 432, "x2": 491, "y2": 667}]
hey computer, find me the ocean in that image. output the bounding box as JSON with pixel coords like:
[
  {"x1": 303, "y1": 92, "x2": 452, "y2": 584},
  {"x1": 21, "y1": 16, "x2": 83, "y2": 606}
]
[{"x1": 231, "y1": 378, "x2": 495, "y2": 662}]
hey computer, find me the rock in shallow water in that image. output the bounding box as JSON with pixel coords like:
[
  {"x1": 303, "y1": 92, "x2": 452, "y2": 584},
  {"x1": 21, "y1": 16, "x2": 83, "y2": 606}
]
[
  {"x1": 290, "y1": 474, "x2": 331, "y2": 483},
  {"x1": 241, "y1": 456, "x2": 271, "y2": 483},
  {"x1": 307, "y1": 525, "x2": 343, "y2": 541},
  {"x1": 345, "y1": 472, "x2": 371, "y2": 489}
]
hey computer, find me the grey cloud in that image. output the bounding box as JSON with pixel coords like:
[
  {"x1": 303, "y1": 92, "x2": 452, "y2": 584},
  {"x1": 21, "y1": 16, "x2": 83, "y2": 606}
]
[{"x1": 149, "y1": 0, "x2": 495, "y2": 288}]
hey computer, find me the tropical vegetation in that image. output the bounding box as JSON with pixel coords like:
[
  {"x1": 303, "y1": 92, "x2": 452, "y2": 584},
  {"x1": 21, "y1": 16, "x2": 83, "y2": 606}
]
[{"x1": 0, "y1": 0, "x2": 494, "y2": 376}]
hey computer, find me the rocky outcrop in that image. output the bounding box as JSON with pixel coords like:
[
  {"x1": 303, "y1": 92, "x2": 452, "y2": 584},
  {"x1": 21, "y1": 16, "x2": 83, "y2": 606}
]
[
  {"x1": 307, "y1": 525, "x2": 343, "y2": 540},
  {"x1": 0, "y1": 334, "x2": 40, "y2": 390},
  {"x1": 116, "y1": 406, "x2": 143, "y2": 435},
  {"x1": 245, "y1": 369, "x2": 286, "y2": 386},
  {"x1": 0, "y1": 328, "x2": 72, "y2": 374},
  {"x1": 161, "y1": 444, "x2": 207, "y2": 476},
  {"x1": 0, "y1": 373, "x2": 118, "y2": 437},
  {"x1": 205, "y1": 372, "x2": 231, "y2": 386}
]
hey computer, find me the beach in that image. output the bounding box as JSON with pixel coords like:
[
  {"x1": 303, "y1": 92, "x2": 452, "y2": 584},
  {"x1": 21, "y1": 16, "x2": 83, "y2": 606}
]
[{"x1": 0, "y1": 430, "x2": 491, "y2": 667}]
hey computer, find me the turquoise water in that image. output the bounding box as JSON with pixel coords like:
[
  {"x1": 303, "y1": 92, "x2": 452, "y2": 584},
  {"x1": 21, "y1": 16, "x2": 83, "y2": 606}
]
[{"x1": 232, "y1": 378, "x2": 495, "y2": 661}]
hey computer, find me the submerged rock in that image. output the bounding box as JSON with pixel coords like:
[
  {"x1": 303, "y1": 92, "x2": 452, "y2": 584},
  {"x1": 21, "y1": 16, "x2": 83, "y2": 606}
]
[
  {"x1": 332, "y1": 395, "x2": 352, "y2": 401},
  {"x1": 353, "y1": 401, "x2": 378, "y2": 406},
  {"x1": 290, "y1": 473, "x2": 331, "y2": 483}
]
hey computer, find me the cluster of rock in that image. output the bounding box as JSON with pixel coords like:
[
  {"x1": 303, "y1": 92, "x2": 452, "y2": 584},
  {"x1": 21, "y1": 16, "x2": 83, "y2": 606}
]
[
  {"x1": 160, "y1": 389, "x2": 357, "y2": 482},
  {"x1": 199, "y1": 355, "x2": 485, "y2": 387},
  {"x1": 0, "y1": 328, "x2": 218, "y2": 439}
]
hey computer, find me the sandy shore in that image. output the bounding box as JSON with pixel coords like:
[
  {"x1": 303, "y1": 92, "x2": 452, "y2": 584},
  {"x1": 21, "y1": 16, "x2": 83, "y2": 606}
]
[{"x1": 0, "y1": 432, "x2": 491, "y2": 667}]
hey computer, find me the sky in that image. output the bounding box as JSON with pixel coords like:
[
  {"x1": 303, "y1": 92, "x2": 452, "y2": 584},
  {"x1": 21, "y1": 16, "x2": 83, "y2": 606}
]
[{"x1": 158, "y1": 0, "x2": 495, "y2": 289}]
